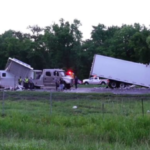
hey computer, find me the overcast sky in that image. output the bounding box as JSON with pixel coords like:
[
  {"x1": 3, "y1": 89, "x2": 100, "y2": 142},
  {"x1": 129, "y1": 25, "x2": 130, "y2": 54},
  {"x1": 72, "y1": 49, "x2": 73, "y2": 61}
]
[{"x1": 0, "y1": 0, "x2": 150, "y2": 39}]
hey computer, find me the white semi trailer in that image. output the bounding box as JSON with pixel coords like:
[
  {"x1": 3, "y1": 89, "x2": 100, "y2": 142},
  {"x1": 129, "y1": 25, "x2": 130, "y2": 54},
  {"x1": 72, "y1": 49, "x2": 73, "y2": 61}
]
[
  {"x1": 0, "y1": 58, "x2": 33, "y2": 88},
  {"x1": 90, "y1": 54, "x2": 150, "y2": 88}
]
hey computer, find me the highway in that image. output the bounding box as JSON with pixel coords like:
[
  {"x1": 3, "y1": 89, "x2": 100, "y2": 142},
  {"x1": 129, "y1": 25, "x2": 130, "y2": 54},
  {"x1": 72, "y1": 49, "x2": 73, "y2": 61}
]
[{"x1": 38, "y1": 87, "x2": 150, "y2": 95}]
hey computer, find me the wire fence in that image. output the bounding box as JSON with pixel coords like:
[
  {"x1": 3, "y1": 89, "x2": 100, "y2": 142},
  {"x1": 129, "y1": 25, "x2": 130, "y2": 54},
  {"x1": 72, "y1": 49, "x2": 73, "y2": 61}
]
[{"x1": 0, "y1": 90, "x2": 150, "y2": 117}]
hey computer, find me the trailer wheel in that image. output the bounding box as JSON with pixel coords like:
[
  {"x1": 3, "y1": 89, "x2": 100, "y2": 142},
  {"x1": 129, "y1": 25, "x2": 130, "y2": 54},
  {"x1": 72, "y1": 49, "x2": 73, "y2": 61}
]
[
  {"x1": 110, "y1": 81, "x2": 117, "y2": 88},
  {"x1": 101, "y1": 82, "x2": 106, "y2": 85},
  {"x1": 119, "y1": 82, "x2": 126, "y2": 88}
]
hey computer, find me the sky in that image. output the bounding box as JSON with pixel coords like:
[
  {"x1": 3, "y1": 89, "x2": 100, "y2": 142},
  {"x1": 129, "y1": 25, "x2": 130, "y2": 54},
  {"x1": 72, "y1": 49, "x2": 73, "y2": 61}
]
[{"x1": 0, "y1": 0, "x2": 150, "y2": 40}]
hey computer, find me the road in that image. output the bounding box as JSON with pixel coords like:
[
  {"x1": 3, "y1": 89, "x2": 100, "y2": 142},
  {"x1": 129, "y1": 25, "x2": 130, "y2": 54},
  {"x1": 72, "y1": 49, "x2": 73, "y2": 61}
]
[{"x1": 39, "y1": 87, "x2": 150, "y2": 95}]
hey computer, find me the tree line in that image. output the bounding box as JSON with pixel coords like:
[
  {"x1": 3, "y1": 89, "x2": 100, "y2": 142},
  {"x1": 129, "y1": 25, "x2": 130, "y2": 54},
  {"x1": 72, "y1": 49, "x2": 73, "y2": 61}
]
[{"x1": 0, "y1": 19, "x2": 150, "y2": 79}]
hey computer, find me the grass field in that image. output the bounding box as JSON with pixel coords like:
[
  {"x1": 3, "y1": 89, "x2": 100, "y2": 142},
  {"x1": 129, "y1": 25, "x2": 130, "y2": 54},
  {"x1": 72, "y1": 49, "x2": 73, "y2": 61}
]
[{"x1": 0, "y1": 91, "x2": 150, "y2": 150}]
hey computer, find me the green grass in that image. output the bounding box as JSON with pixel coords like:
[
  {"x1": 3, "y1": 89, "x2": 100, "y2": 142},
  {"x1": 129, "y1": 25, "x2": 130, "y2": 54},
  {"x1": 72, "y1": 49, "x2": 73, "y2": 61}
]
[{"x1": 0, "y1": 91, "x2": 150, "y2": 149}]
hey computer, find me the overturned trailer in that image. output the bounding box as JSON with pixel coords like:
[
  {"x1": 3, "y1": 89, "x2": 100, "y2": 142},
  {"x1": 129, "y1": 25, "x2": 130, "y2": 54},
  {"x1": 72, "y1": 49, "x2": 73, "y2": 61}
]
[
  {"x1": 0, "y1": 58, "x2": 33, "y2": 88},
  {"x1": 90, "y1": 54, "x2": 150, "y2": 88}
]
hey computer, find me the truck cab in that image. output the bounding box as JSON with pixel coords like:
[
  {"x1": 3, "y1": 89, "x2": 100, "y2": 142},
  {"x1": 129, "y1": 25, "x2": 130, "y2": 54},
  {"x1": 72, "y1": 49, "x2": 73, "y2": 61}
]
[{"x1": 33, "y1": 69, "x2": 73, "y2": 89}]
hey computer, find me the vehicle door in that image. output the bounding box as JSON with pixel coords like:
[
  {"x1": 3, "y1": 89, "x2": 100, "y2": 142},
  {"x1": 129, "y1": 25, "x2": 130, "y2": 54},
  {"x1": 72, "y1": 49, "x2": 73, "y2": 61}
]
[
  {"x1": 52, "y1": 71, "x2": 59, "y2": 86},
  {"x1": 88, "y1": 77, "x2": 94, "y2": 84},
  {"x1": 43, "y1": 71, "x2": 53, "y2": 86},
  {"x1": 92, "y1": 77, "x2": 99, "y2": 84}
]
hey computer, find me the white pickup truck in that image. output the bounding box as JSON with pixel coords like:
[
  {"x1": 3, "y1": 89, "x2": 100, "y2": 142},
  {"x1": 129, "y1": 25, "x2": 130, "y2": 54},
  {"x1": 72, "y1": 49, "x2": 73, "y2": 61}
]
[{"x1": 83, "y1": 77, "x2": 108, "y2": 85}]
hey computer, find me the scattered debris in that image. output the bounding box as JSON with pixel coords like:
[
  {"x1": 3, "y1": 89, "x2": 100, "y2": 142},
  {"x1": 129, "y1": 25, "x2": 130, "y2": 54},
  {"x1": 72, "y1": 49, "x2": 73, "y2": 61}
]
[
  {"x1": 15, "y1": 85, "x2": 24, "y2": 91},
  {"x1": 4, "y1": 87, "x2": 14, "y2": 91},
  {"x1": 4, "y1": 85, "x2": 24, "y2": 91},
  {"x1": 124, "y1": 85, "x2": 136, "y2": 89},
  {"x1": 73, "y1": 106, "x2": 77, "y2": 109}
]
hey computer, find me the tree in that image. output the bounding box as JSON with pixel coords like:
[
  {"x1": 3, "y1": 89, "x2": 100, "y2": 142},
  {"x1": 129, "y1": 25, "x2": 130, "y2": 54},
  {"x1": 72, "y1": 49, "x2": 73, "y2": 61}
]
[{"x1": 43, "y1": 19, "x2": 83, "y2": 76}]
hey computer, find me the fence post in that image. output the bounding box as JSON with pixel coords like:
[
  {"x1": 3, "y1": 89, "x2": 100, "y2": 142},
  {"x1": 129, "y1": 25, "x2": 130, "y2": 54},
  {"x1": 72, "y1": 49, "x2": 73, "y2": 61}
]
[
  {"x1": 102, "y1": 103, "x2": 104, "y2": 120},
  {"x1": 2, "y1": 90, "x2": 5, "y2": 116},
  {"x1": 49, "y1": 92, "x2": 52, "y2": 115},
  {"x1": 141, "y1": 98, "x2": 144, "y2": 117}
]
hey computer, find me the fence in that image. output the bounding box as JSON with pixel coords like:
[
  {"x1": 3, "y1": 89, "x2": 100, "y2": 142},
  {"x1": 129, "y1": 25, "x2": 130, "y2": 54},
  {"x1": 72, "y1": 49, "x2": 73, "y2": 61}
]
[{"x1": 0, "y1": 90, "x2": 150, "y2": 118}]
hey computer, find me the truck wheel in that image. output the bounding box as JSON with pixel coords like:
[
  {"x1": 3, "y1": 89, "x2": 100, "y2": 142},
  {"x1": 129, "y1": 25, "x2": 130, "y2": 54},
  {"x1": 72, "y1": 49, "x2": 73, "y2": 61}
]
[
  {"x1": 101, "y1": 82, "x2": 106, "y2": 85},
  {"x1": 84, "y1": 82, "x2": 89, "y2": 85},
  {"x1": 110, "y1": 81, "x2": 117, "y2": 88},
  {"x1": 32, "y1": 83, "x2": 35, "y2": 89},
  {"x1": 119, "y1": 82, "x2": 126, "y2": 88}
]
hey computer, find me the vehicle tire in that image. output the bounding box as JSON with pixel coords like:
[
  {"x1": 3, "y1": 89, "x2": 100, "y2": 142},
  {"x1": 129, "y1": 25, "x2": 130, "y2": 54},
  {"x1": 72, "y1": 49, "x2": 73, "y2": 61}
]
[
  {"x1": 32, "y1": 83, "x2": 35, "y2": 89},
  {"x1": 84, "y1": 82, "x2": 89, "y2": 85},
  {"x1": 119, "y1": 82, "x2": 126, "y2": 88},
  {"x1": 101, "y1": 82, "x2": 106, "y2": 85},
  {"x1": 109, "y1": 81, "x2": 117, "y2": 88}
]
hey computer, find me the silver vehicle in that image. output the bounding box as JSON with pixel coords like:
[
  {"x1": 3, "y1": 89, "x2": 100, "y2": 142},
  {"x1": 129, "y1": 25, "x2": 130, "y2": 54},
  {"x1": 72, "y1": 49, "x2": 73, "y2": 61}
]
[{"x1": 33, "y1": 69, "x2": 73, "y2": 89}]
